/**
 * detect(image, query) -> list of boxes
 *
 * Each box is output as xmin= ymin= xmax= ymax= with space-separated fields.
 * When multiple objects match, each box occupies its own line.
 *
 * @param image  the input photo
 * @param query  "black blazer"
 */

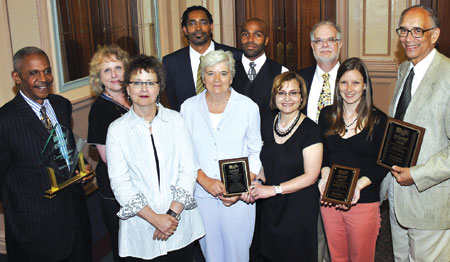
xmin=162 ymin=41 xmax=242 ymax=111
xmin=0 ymin=94 xmax=91 ymax=261
xmin=298 ymin=65 xmax=316 ymax=116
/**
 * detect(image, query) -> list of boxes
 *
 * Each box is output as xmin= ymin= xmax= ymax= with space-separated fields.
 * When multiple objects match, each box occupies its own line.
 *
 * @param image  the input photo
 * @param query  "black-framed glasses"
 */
xmin=129 ymin=81 xmax=159 ymax=88
xmin=396 ymin=27 xmax=435 ymax=38
xmin=312 ymin=37 xmax=340 ymax=45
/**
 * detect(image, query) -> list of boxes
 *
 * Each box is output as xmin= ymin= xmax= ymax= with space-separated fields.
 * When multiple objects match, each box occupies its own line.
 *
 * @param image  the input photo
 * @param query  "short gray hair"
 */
xmin=200 ymin=50 xmax=236 ymax=80
xmin=13 ymin=46 xmax=48 ymax=72
xmin=399 ymin=5 xmax=440 ymax=28
xmin=310 ymin=21 xmax=342 ymax=41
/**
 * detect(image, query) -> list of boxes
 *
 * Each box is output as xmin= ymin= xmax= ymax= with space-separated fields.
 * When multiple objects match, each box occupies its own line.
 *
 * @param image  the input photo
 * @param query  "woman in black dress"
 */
xmin=318 ymin=57 xmax=388 ymax=261
xmin=87 ymin=45 xmax=130 ymax=262
xmin=249 ymin=71 xmax=323 ymax=262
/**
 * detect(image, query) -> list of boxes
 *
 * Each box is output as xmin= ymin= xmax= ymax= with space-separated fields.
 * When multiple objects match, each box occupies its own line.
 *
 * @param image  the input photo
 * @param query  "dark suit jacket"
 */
xmin=0 ymin=94 xmax=91 ymax=261
xmin=162 ymin=41 xmax=242 ymax=111
xmin=298 ymin=65 xmax=316 ymax=116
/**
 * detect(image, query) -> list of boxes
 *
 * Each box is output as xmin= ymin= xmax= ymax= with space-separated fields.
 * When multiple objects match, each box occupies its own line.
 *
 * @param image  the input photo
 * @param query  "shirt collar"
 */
xmin=409 ymin=48 xmax=436 ymax=73
xmin=127 ymin=103 xmax=168 ymax=129
xmin=189 ymin=41 xmax=215 ymax=60
xmin=315 ymin=62 xmax=340 ymax=78
xmin=19 ymin=90 xmax=50 ymax=116
xmin=242 ymin=52 xmax=267 ymax=67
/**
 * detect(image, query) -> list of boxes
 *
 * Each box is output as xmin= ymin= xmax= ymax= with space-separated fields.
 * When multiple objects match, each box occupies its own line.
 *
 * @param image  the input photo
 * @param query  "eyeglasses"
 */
xmin=129 ymin=81 xmax=159 ymax=88
xmin=312 ymin=37 xmax=340 ymax=45
xmin=187 ymin=20 xmax=210 ymax=27
xmin=395 ymin=27 xmax=435 ymax=38
xmin=276 ymin=91 xmax=301 ymax=98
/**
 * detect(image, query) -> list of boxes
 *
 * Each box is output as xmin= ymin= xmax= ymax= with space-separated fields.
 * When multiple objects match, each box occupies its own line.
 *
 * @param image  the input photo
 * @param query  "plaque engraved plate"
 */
xmin=377 ymin=117 xmax=425 ymax=170
xmin=321 ymin=164 xmax=360 ymax=206
xmin=219 ymin=157 xmax=250 ymax=197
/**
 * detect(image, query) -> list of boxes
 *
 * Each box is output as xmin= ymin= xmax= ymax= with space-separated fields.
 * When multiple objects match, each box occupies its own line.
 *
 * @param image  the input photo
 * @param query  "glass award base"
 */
xmin=44 ymin=152 xmax=93 ymax=199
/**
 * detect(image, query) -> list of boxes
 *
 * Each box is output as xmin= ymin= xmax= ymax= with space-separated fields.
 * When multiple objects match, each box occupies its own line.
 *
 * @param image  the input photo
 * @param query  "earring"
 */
xmin=156 ymin=94 xmax=160 ymax=104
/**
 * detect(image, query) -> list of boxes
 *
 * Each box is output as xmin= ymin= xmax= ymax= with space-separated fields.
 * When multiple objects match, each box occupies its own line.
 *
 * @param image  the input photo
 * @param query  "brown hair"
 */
xmin=324 ymin=57 xmax=381 ymax=139
xmin=269 ymin=71 xmax=307 ymax=111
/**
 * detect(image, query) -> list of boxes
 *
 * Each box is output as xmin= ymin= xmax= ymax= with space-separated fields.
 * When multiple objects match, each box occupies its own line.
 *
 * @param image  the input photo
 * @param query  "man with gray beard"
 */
xmin=299 ymin=21 xmax=343 ymax=262
xmin=299 ymin=21 xmax=342 ymax=124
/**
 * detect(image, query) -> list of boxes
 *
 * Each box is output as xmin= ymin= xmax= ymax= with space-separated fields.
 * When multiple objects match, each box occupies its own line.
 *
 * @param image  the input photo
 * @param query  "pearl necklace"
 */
xmin=344 ymin=117 xmax=358 ymax=133
xmin=274 ymin=111 xmax=300 ymax=137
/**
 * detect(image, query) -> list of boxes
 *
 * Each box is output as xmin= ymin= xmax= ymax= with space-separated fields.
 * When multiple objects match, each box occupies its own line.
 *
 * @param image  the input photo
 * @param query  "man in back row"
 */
xmin=233 ymin=18 xmax=287 ymax=141
xmin=299 ymin=20 xmax=343 ymax=262
xmin=163 ymin=5 xmax=241 ymax=111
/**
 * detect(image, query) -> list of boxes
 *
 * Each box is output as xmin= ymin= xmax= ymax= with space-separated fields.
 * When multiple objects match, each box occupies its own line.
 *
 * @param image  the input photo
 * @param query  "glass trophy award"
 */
xmin=39 ymin=124 xmax=92 ymax=198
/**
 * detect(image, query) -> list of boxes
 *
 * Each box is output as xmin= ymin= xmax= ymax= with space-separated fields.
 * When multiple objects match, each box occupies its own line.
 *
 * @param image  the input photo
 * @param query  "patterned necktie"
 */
xmin=196 ymin=56 xmax=205 ymax=94
xmin=394 ymin=68 xmax=415 ymax=120
xmin=40 ymin=106 xmax=53 ymax=132
xmin=248 ymin=62 xmax=256 ymax=82
xmin=317 ymin=73 xmax=332 ymax=121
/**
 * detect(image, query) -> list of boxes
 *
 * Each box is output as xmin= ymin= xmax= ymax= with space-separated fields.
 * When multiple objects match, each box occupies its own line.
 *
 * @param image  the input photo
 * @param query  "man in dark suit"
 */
xmin=380 ymin=5 xmax=450 ymax=261
xmin=233 ymin=18 xmax=287 ymax=141
xmin=0 ymin=47 xmax=91 ymax=261
xmin=299 ymin=21 xmax=342 ymax=124
xmin=162 ymin=5 xmax=241 ymax=111
xmin=298 ymin=21 xmax=343 ymax=262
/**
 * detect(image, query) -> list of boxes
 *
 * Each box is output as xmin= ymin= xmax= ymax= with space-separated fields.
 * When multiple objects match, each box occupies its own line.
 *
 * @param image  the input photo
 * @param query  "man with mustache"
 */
xmin=162 ymin=5 xmax=241 ymax=111
xmin=298 ymin=20 xmax=343 ymax=262
xmin=0 ymin=47 xmax=92 ymax=261
xmin=233 ymin=18 xmax=287 ymax=141
xmin=299 ymin=21 xmax=343 ymax=124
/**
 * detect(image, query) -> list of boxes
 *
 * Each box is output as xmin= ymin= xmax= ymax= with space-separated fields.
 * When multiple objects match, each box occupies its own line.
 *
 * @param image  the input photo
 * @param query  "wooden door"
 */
xmin=236 ymin=0 xmax=336 ymax=71
xmin=421 ymin=0 xmax=450 ymax=58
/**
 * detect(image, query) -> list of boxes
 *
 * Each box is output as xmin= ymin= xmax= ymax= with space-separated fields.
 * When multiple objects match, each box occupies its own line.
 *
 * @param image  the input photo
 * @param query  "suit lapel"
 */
xmin=13 ymin=94 xmax=50 ymax=141
xmin=404 ymin=53 xmax=441 ymax=120
xmin=180 ymin=47 xmax=195 ymax=90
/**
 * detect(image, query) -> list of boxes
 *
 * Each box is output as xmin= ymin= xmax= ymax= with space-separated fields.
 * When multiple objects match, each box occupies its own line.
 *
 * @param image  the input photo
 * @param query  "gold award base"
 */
xmin=44 ymin=152 xmax=93 ymax=199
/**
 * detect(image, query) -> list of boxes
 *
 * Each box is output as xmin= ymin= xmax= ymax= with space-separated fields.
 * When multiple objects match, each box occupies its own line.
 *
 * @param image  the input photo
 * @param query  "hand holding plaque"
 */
xmin=321 ymin=164 xmax=360 ymax=207
xmin=39 ymin=124 xmax=93 ymax=198
xmin=377 ymin=117 xmax=425 ymax=170
xmin=219 ymin=157 xmax=251 ymax=197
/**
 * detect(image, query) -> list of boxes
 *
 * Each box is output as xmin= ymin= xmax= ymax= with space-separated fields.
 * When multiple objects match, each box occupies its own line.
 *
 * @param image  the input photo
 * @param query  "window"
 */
xmin=50 ymin=0 xmax=160 ymax=92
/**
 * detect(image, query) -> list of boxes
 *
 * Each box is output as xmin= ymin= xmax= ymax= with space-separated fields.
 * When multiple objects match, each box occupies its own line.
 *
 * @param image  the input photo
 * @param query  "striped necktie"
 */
xmin=40 ymin=106 xmax=53 ymax=132
xmin=317 ymin=73 xmax=331 ymax=121
xmin=196 ymin=56 xmax=205 ymax=94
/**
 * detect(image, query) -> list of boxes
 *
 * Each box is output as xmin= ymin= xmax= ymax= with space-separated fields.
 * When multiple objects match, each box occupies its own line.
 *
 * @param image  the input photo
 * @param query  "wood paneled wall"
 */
xmin=235 ymin=0 xmax=336 ymax=71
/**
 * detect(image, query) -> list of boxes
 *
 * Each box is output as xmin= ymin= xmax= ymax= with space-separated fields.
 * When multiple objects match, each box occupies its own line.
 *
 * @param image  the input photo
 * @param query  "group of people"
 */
xmin=0 ymin=4 xmax=448 ymax=262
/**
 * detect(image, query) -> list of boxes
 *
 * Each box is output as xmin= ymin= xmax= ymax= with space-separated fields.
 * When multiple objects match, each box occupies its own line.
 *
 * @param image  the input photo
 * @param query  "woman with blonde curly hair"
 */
xmin=87 ymin=45 xmax=130 ymax=262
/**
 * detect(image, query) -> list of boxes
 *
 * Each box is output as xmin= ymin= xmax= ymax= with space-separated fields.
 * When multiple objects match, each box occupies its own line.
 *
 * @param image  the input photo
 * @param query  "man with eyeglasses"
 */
xmin=162 ymin=5 xmax=241 ymax=111
xmin=298 ymin=20 xmax=342 ymax=262
xmin=233 ymin=18 xmax=287 ymax=142
xmin=380 ymin=5 xmax=450 ymax=261
xmin=299 ymin=21 xmax=342 ymax=127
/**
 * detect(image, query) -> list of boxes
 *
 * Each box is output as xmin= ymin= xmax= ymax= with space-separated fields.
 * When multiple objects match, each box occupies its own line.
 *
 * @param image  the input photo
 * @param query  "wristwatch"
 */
xmin=166 ymin=209 xmax=181 ymax=221
xmin=274 ymin=185 xmax=283 ymax=196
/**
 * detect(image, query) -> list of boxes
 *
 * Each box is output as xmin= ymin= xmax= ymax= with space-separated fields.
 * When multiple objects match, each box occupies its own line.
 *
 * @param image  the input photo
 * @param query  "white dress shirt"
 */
xmin=393 ymin=48 xmax=436 ymax=113
xmin=180 ymin=88 xmax=263 ymax=199
xmin=306 ymin=63 xmax=340 ymax=123
xmin=241 ymin=53 xmax=288 ymax=77
xmin=190 ymin=42 xmax=215 ymax=85
xmin=106 ymin=105 xmax=205 ymax=259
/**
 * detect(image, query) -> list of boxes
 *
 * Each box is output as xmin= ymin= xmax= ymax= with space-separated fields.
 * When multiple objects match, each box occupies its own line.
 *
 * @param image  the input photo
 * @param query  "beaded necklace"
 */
xmin=274 ymin=110 xmax=300 ymax=137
